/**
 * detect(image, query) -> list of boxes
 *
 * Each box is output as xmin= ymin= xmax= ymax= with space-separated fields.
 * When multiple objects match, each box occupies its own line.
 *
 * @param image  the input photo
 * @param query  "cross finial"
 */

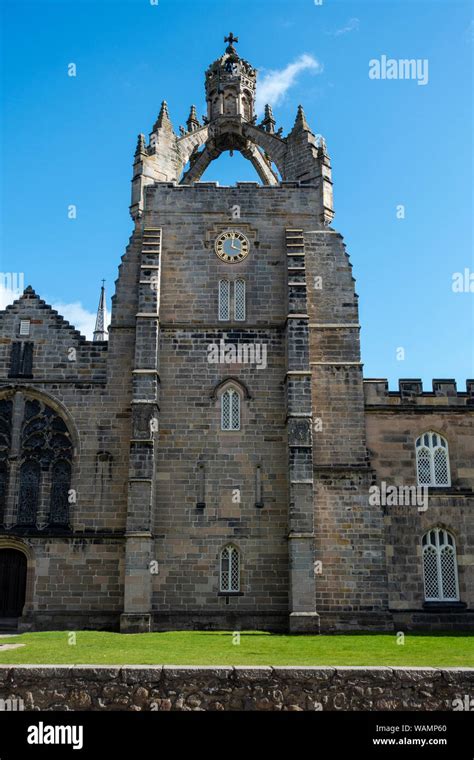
xmin=224 ymin=32 xmax=238 ymax=47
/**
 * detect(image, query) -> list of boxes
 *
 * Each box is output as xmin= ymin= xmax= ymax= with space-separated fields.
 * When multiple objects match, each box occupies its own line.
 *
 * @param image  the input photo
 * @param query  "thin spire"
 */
xmin=261 ymin=104 xmax=276 ymax=133
xmin=317 ymin=135 xmax=328 ymax=158
xmin=290 ymin=104 xmax=311 ymax=134
xmin=186 ymin=105 xmax=200 ymax=133
xmin=93 ymin=280 xmax=108 ymax=342
xmin=134 ymin=133 xmax=147 ymax=157
xmin=152 ymin=100 xmax=172 ymax=131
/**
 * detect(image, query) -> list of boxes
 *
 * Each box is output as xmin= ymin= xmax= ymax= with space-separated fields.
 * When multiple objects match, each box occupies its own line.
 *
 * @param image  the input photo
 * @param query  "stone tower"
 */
xmin=1 ymin=35 xmax=472 ymax=635
xmin=118 ymin=34 xmax=389 ymax=633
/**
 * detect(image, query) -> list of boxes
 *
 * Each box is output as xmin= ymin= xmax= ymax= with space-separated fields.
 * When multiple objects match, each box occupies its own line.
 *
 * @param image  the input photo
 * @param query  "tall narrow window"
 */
xmin=50 ymin=460 xmax=71 ymax=526
xmin=220 ymin=545 xmax=240 ymax=592
xmin=416 ymin=432 xmax=450 ymax=486
xmin=234 ymin=279 xmax=246 ymax=321
xmin=218 ymin=279 xmax=230 ymax=321
xmin=9 ymin=342 xmax=33 ymax=378
xmin=18 ymin=460 xmax=41 ymax=525
xmin=422 ymin=528 xmax=459 ymax=602
xmin=221 ymin=388 xmax=241 ymax=431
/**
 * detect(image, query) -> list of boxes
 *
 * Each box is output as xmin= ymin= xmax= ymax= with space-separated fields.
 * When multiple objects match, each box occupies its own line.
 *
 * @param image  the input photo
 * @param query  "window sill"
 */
xmin=422 ymin=601 xmax=467 ymax=611
xmin=217 ymin=592 xmax=244 ymax=597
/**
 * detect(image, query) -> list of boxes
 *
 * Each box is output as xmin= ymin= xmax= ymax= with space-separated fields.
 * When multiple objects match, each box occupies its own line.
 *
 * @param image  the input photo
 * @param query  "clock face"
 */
xmin=215 ymin=231 xmax=250 ymax=263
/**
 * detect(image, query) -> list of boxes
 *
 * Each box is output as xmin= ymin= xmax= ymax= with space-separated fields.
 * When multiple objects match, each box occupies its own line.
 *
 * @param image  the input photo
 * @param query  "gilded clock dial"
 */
xmin=215 ymin=230 xmax=250 ymax=263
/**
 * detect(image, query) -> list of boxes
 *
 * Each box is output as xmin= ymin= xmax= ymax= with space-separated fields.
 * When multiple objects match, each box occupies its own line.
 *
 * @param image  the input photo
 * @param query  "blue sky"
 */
xmin=0 ymin=0 xmax=472 ymax=389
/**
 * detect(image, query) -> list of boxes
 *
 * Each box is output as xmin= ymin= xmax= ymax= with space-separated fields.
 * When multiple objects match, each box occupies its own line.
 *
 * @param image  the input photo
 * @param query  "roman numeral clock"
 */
xmin=214 ymin=230 xmax=250 ymax=263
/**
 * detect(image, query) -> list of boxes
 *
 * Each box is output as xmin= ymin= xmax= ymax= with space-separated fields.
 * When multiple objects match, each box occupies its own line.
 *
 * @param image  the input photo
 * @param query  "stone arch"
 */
xmin=0 ymin=385 xmax=80 ymax=456
xmin=177 ymin=121 xmax=287 ymax=186
xmin=210 ymin=376 xmax=252 ymax=400
xmin=0 ymin=536 xmax=35 ymax=615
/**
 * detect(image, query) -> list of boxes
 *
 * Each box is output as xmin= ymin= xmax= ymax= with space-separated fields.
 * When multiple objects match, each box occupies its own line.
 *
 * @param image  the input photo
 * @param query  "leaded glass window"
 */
xmin=422 ymin=528 xmax=459 ymax=602
xmin=415 ymin=432 xmax=450 ymax=487
xmin=220 ymin=545 xmax=240 ymax=592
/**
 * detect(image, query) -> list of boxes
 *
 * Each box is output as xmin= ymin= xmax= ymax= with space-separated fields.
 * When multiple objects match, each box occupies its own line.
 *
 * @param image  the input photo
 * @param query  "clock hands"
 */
xmin=229 ymin=233 xmax=240 ymax=251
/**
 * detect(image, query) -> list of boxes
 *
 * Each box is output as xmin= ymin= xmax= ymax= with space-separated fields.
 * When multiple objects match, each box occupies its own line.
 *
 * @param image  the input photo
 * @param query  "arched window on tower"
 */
xmin=415 ymin=432 xmax=450 ymax=487
xmin=220 ymin=544 xmax=240 ymax=592
xmin=422 ymin=528 xmax=459 ymax=602
xmin=221 ymin=386 xmax=241 ymax=431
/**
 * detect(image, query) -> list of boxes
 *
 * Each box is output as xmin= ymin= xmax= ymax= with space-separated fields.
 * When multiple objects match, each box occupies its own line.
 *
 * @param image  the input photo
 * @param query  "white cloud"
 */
xmin=51 ymin=301 xmax=97 ymax=340
xmin=330 ymin=18 xmax=360 ymax=37
xmin=0 ymin=280 xmax=24 ymax=310
xmin=255 ymin=54 xmax=323 ymax=114
xmin=0 ymin=283 xmax=97 ymax=340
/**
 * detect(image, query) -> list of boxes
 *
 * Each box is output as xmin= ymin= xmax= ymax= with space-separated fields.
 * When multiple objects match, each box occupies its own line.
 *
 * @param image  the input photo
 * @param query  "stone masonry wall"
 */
xmin=146 ymin=183 xmax=322 ymax=629
xmin=364 ymin=379 xmax=474 ymax=628
xmin=0 ymin=665 xmax=472 ymax=711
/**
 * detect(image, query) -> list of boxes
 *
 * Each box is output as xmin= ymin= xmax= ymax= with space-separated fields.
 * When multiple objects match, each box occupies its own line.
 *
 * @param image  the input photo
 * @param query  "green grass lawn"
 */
xmin=0 ymin=630 xmax=472 ymax=667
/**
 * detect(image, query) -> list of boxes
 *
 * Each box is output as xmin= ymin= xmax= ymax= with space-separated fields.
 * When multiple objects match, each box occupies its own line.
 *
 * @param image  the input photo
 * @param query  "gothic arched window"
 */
xmin=221 ymin=387 xmax=241 ymax=431
xmin=0 ymin=393 xmax=74 ymax=529
xmin=416 ymin=432 xmax=450 ymax=487
xmin=422 ymin=528 xmax=459 ymax=602
xmin=220 ymin=545 xmax=240 ymax=592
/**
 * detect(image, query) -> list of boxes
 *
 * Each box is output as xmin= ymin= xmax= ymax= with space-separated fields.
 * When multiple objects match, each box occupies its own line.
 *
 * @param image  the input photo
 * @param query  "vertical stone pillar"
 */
xmin=305 ymin=229 xmax=389 ymax=630
xmin=120 ymin=227 xmax=161 ymax=633
xmin=285 ymin=228 xmax=319 ymax=633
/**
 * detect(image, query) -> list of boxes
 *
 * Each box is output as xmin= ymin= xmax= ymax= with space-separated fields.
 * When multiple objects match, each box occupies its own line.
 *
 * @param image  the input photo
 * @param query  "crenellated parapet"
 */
xmin=364 ymin=378 xmax=474 ymax=408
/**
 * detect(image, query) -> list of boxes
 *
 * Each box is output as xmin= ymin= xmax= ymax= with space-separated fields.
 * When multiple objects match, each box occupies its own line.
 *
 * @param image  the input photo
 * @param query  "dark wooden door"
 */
xmin=0 ymin=550 xmax=27 ymax=617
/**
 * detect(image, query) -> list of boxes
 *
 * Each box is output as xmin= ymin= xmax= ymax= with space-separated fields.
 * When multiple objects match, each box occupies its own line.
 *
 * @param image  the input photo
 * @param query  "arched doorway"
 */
xmin=0 ymin=549 xmax=27 ymax=617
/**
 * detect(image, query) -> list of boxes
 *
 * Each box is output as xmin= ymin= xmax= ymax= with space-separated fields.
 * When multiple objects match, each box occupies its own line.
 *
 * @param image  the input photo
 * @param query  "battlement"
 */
xmin=364 ymin=378 xmax=474 ymax=408
xmin=145 ymin=180 xmax=319 ymax=190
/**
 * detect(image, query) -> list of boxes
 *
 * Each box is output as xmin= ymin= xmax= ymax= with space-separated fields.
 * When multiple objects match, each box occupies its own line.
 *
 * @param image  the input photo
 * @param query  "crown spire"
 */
xmin=93 ymin=280 xmax=108 ymax=342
